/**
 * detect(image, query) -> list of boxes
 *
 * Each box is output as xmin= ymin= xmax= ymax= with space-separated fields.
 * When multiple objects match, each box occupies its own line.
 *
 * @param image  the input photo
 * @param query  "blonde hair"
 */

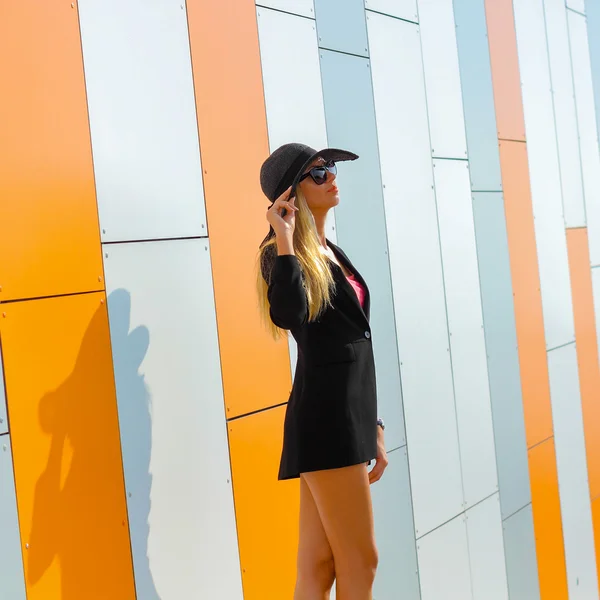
xmin=256 ymin=186 xmax=336 ymax=339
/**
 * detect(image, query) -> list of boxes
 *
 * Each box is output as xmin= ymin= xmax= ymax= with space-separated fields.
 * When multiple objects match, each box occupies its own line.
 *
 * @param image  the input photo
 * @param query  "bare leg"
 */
xmin=302 ymin=464 xmax=378 ymax=600
xmin=294 ymin=475 xmax=336 ymax=599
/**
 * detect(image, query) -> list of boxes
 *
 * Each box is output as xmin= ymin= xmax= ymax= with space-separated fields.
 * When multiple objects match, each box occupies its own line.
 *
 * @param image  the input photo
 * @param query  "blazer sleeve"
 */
xmin=261 ymin=246 xmax=308 ymax=330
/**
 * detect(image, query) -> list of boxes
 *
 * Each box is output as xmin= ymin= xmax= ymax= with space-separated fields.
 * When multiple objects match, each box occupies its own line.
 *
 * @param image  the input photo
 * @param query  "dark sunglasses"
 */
xmin=298 ymin=160 xmax=337 ymax=185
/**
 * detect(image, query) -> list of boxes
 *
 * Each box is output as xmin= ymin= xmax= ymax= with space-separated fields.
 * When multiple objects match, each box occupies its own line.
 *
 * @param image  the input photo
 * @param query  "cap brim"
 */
xmin=290 ymin=148 xmax=359 ymax=195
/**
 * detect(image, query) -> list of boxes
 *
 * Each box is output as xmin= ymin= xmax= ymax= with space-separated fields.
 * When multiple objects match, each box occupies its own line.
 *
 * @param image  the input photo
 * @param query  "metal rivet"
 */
xmin=0 ymin=418 xmax=3 ymax=423
xmin=2 ymin=313 xmax=6 ymax=318
xmin=71 ymin=2 xmax=74 ymax=7
xmin=105 ymin=253 xmax=108 ymax=258
xmin=102 ymin=229 xmax=106 ymax=234
xmin=100 ymin=299 xmax=104 ymax=304
xmin=98 ymin=276 xmax=102 ymax=282
xmin=25 ymin=543 xmax=29 ymax=549
xmin=128 ymin=492 xmax=132 ymax=498
xmin=2 ymin=445 xmax=7 ymax=451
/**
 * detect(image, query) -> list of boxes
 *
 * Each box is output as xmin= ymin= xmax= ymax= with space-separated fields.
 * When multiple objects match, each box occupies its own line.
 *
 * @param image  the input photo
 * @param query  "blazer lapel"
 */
xmin=327 ymin=240 xmax=371 ymax=323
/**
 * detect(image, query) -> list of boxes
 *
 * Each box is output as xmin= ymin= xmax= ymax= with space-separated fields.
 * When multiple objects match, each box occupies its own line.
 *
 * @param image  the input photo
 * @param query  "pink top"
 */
xmin=346 ymin=272 xmax=366 ymax=308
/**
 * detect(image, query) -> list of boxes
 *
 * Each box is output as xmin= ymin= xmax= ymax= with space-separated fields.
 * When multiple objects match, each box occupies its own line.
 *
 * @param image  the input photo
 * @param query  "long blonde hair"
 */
xmin=256 ymin=186 xmax=336 ymax=339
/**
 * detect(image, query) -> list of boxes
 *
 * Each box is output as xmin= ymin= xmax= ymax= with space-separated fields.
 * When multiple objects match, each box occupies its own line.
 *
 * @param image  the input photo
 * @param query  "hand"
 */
xmin=266 ymin=186 xmax=298 ymax=238
xmin=368 ymin=426 xmax=388 ymax=484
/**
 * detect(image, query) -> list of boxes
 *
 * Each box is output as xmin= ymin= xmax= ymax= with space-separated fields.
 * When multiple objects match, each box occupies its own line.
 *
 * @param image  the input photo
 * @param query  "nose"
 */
xmin=327 ymin=169 xmax=336 ymax=183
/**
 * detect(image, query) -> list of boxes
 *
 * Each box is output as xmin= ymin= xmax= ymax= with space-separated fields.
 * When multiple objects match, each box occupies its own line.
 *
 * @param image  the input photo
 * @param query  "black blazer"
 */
xmin=262 ymin=240 xmax=378 ymax=480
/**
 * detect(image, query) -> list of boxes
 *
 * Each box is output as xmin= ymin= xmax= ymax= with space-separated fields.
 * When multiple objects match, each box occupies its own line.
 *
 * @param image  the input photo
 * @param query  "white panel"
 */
xmin=594 ymin=267 xmax=600 ymax=367
xmin=371 ymin=448 xmax=421 ymax=600
xmin=257 ymin=7 xmax=336 ymax=245
xmin=256 ymin=0 xmax=314 ymax=18
xmin=569 ymin=11 xmax=600 ymax=266
xmin=417 ymin=0 xmax=468 ymax=158
xmin=365 ymin=0 xmax=418 ymax=22
xmin=544 ymin=0 xmax=586 ymax=227
xmin=368 ymin=11 xmax=463 ymax=536
xmin=434 ymin=160 xmax=498 ymax=506
xmin=417 ymin=514 xmax=472 ymax=600
xmin=78 ymin=0 xmax=206 ymax=243
xmin=0 ymin=438 xmax=26 ymax=600
xmin=466 ymin=494 xmax=509 ymax=600
xmin=548 ymin=343 xmax=598 ymax=598
xmin=567 ymin=0 xmax=586 ymax=13
xmin=104 ymin=239 xmax=243 ymax=600
xmin=513 ymin=0 xmax=576 ymax=351
xmin=0 ymin=347 xmax=7 ymax=435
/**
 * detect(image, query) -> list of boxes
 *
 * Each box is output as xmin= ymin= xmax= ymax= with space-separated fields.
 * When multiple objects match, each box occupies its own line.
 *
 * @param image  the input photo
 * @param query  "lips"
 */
xmin=328 ymin=185 xmax=339 ymax=194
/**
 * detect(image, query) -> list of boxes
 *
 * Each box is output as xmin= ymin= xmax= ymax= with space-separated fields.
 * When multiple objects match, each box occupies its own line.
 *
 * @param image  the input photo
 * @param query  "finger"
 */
xmin=372 ymin=455 xmax=389 ymax=483
xmin=275 ymin=185 xmax=293 ymax=203
xmin=368 ymin=461 xmax=384 ymax=484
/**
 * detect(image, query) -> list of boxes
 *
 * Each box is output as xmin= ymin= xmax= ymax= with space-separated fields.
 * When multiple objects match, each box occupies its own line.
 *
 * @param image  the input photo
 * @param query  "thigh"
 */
xmin=301 ymin=464 xmax=376 ymax=569
xmin=297 ymin=474 xmax=334 ymax=566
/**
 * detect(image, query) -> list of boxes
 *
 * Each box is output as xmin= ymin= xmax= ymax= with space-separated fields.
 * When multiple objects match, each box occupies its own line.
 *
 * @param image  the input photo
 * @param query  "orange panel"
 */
xmin=499 ymin=141 xmax=553 ymax=448
xmin=0 ymin=293 xmax=135 ymax=599
xmin=186 ymin=0 xmax=292 ymax=418
xmin=228 ymin=406 xmax=300 ymax=599
xmin=529 ymin=438 xmax=569 ymax=600
xmin=592 ymin=498 xmax=600 ymax=596
xmin=0 ymin=1 xmax=103 ymax=301
xmin=484 ymin=0 xmax=526 ymax=141
xmin=567 ymin=228 xmax=600 ymax=499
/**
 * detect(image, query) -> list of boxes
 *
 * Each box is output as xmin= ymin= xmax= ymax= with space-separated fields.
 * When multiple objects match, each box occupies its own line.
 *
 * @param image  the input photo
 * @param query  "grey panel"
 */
xmin=0 ymin=437 xmax=26 ymax=600
xmin=371 ymin=447 xmax=421 ymax=600
xmin=503 ymin=505 xmax=541 ymax=600
xmin=0 ymin=345 xmax=7 ymax=435
xmin=472 ymin=193 xmax=531 ymax=519
xmin=453 ymin=0 xmax=503 ymax=192
xmin=315 ymin=0 xmax=368 ymax=57
xmin=588 ymin=0 xmax=600 ymax=151
xmin=320 ymin=49 xmax=406 ymax=450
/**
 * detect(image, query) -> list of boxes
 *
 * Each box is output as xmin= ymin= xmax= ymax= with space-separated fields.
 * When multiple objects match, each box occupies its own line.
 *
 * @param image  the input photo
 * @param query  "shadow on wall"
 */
xmin=108 ymin=288 xmax=160 ymax=600
xmin=27 ymin=289 xmax=159 ymax=599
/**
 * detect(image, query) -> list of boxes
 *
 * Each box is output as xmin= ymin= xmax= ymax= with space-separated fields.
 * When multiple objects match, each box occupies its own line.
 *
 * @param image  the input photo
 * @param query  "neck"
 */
xmin=312 ymin=210 xmax=328 ymax=248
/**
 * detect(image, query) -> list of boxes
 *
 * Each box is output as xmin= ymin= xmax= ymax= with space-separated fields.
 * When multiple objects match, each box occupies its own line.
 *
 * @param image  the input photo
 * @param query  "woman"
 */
xmin=256 ymin=142 xmax=388 ymax=600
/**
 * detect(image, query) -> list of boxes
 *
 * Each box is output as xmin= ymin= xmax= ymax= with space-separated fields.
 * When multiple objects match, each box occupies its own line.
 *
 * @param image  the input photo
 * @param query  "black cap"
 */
xmin=260 ymin=142 xmax=358 ymax=204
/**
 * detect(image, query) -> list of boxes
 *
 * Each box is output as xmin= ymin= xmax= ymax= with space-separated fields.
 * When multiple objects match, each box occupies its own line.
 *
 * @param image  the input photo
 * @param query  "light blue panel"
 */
xmin=588 ymin=0 xmax=600 ymax=153
xmin=78 ymin=0 xmax=206 ymax=243
xmin=0 ymin=437 xmax=27 ymax=600
xmin=453 ymin=0 xmax=503 ymax=192
xmin=0 ymin=346 xmax=7 ymax=435
xmin=319 ymin=49 xmax=406 ymax=451
xmin=104 ymin=239 xmax=242 ymax=600
xmin=371 ymin=447 xmax=421 ymax=600
xmin=315 ymin=0 xmax=368 ymax=57
xmin=472 ymin=193 xmax=531 ymax=519
xmin=503 ymin=505 xmax=541 ymax=600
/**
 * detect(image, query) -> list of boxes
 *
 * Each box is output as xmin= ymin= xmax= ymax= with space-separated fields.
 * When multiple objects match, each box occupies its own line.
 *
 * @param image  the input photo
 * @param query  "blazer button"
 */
xmin=365 ymin=331 xmax=371 ymax=339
